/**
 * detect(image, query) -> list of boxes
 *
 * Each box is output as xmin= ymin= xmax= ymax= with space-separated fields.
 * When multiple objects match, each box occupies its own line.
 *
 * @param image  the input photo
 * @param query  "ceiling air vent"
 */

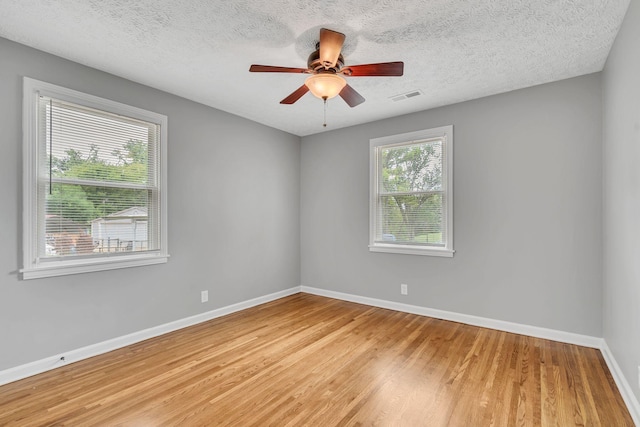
xmin=390 ymin=90 xmax=423 ymax=102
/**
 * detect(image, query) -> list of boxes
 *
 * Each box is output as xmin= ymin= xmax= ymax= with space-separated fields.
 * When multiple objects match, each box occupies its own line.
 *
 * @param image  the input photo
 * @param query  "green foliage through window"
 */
xmin=378 ymin=140 xmax=444 ymax=246
xmin=47 ymin=141 xmax=149 ymax=223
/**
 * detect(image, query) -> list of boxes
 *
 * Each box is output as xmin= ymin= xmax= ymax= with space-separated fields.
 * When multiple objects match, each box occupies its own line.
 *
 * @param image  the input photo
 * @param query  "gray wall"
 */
xmin=603 ymin=0 xmax=640 ymax=404
xmin=301 ymin=74 xmax=603 ymax=336
xmin=0 ymin=38 xmax=301 ymax=370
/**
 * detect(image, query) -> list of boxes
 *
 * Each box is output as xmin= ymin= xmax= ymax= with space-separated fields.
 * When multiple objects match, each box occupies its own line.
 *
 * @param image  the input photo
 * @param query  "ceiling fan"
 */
xmin=249 ymin=28 xmax=404 ymax=108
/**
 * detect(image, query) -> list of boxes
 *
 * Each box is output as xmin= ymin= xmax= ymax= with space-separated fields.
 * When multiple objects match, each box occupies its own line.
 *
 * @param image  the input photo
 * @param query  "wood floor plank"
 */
xmin=0 ymin=293 xmax=633 ymax=426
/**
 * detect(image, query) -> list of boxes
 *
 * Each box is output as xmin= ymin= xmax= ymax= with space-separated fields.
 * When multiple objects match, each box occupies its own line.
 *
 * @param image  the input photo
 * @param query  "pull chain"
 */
xmin=323 ymin=97 xmax=327 ymax=127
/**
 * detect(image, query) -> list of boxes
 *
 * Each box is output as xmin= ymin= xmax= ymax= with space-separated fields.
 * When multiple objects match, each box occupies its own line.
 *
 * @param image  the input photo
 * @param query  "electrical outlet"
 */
xmin=400 ymin=283 xmax=408 ymax=295
xmin=201 ymin=290 xmax=209 ymax=303
xmin=637 ymin=365 xmax=640 ymax=389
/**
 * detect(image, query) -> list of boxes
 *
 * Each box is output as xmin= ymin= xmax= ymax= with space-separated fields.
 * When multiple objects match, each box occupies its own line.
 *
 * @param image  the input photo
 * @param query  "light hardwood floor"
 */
xmin=0 ymin=293 xmax=633 ymax=426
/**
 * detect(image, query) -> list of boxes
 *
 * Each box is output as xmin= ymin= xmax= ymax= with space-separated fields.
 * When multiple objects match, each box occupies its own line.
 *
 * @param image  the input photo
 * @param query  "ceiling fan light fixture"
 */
xmin=305 ymin=73 xmax=346 ymax=100
xmin=249 ymin=28 xmax=403 ymax=108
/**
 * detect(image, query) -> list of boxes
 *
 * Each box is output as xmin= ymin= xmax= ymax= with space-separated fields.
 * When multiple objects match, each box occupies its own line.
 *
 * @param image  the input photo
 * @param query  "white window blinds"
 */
xmin=39 ymin=96 xmax=161 ymax=258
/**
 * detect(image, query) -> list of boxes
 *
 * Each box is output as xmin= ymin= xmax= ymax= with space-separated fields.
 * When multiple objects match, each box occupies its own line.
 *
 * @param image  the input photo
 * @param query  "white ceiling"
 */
xmin=0 ymin=0 xmax=630 ymax=136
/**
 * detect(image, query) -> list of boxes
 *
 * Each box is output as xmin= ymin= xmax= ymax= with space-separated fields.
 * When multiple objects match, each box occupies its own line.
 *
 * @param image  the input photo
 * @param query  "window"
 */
xmin=369 ymin=126 xmax=454 ymax=257
xmin=22 ymin=78 xmax=168 ymax=279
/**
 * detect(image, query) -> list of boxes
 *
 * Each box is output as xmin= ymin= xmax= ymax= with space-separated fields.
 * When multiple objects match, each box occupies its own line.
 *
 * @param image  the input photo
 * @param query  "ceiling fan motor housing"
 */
xmin=308 ymin=47 xmax=344 ymax=73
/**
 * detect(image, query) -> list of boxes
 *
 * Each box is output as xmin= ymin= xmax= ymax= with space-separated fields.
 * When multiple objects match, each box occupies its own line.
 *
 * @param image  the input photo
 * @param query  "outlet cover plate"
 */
xmin=201 ymin=290 xmax=209 ymax=303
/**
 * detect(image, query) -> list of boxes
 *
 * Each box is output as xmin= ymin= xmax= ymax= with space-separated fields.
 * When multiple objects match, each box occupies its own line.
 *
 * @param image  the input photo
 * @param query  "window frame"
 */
xmin=21 ymin=77 xmax=169 ymax=279
xmin=369 ymin=125 xmax=454 ymax=257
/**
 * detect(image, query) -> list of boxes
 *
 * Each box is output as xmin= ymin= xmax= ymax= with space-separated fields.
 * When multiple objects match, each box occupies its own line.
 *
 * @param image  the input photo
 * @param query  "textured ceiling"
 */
xmin=0 ymin=0 xmax=630 ymax=136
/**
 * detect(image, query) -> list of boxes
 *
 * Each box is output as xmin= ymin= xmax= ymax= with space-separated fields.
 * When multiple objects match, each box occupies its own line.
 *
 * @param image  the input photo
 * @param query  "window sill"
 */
xmin=369 ymin=244 xmax=454 ymax=257
xmin=21 ymin=253 xmax=169 ymax=280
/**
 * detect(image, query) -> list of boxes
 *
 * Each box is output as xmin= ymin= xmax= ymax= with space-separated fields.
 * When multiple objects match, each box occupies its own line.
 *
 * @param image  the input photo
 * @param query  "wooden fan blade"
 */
xmin=319 ymin=28 xmax=345 ymax=69
xmin=280 ymin=85 xmax=310 ymax=104
xmin=340 ymin=61 xmax=404 ymax=77
xmin=339 ymin=84 xmax=365 ymax=107
xmin=250 ymin=65 xmax=310 ymax=73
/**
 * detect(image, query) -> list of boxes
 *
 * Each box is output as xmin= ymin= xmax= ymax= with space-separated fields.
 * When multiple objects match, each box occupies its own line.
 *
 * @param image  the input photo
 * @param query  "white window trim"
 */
xmin=21 ymin=77 xmax=169 ymax=279
xmin=369 ymin=126 xmax=454 ymax=257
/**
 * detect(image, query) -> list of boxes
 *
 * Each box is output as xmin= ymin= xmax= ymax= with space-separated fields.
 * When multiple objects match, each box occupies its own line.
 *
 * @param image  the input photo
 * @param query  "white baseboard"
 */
xmin=301 ymin=286 xmax=602 ymax=348
xmin=0 ymin=287 xmax=300 ymax=387
xmin=600 ymin=341 xmax=640 ymax=426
